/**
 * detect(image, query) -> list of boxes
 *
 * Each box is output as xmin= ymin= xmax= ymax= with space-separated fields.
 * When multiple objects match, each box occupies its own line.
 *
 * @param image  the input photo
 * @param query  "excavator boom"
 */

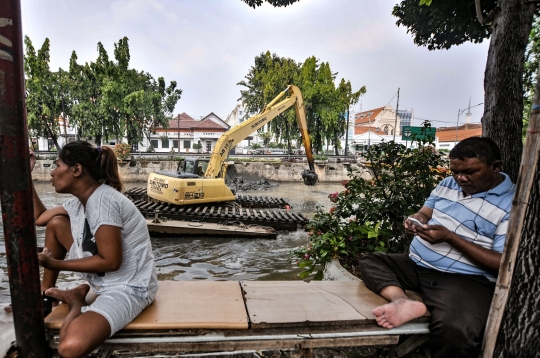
xmin=205 ymin=85 xmax=316 ymax=181
xmin=147 ymin=85 xmax=318 ymax=205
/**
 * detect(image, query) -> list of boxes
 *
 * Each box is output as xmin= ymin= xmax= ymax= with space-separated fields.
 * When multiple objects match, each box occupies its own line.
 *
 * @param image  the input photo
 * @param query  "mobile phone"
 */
xmin=407 ymin=217 xmax=424 ymax=227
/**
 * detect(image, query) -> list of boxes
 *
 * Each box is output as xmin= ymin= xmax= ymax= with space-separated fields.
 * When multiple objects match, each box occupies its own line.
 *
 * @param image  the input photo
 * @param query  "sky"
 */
xmin=20 ymin=0 xmax=490 ymax=128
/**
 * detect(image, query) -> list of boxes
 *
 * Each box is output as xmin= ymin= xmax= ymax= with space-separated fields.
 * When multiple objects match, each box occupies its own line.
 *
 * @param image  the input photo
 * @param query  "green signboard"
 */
xmin=401 ymin=126 xmax=436 ymax=141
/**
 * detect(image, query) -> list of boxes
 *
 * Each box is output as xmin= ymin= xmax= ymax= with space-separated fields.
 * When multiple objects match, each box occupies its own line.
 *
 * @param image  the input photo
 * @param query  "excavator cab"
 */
xmin=177 ymin=158 xmax=210 ymax=177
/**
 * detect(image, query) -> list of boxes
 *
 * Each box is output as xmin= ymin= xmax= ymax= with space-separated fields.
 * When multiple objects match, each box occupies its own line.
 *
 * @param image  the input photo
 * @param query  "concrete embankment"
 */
xmin=31 ymin=160 xmax=372 ymax=182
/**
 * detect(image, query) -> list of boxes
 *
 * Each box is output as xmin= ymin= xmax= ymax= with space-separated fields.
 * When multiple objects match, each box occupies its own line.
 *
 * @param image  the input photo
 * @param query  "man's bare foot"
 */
xmin=44 ymin=284 xmax=90 ymax=308
xmin=372 ymin=298 xmax=426 ymax=329
xmin=3 ymin=304 xmax=12 ymax=313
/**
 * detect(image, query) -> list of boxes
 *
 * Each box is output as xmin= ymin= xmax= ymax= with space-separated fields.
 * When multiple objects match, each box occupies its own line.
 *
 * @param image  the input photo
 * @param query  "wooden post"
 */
xmin=481 ymin=63 xmax=540 ymax=357
xmin=0 ymin=0 xmax=49 ymax=356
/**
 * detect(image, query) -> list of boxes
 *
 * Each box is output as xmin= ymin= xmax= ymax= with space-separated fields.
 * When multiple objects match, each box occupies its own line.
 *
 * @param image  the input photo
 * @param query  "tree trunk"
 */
xmin=482 ymin=0 xmax=535 ymax=182
xmin=493 ymin=165 xmax=540 ymax=355
xmin=488 ymin=63 xmax=540 ymax=358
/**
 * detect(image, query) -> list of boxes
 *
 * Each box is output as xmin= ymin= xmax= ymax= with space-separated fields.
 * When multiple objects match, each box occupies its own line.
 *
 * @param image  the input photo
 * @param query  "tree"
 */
xmin=392 ymin=0 xmax=537 ymax=182
xmin=483 ymin=65 xmax=540 ymax=358
xmin=258 ymin=130 xmax=272 ymax=149
xmin=238 ymin=52 xmax=365 ymax=155
xmin=238 ymin=52 xmax=300 ymax=151
xmin=241 ymin=0 xmax=300 ymax=8
xmin=193 ymin=141 xmax=203 ymax=153
xmin=31 ymin=37 xmax=168 ymax=148
xmin=24 ymin=37 xmax=64 ymax=150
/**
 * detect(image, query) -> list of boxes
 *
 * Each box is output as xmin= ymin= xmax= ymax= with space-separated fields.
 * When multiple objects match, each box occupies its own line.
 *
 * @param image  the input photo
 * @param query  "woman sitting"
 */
xmin=31 ymin=141 xmax=158 ymax=358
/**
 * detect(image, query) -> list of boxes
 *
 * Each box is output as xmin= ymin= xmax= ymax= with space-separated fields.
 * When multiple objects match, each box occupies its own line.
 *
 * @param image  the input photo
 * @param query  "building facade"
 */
xmin=354 ymin=105 xmax=402 ymax=137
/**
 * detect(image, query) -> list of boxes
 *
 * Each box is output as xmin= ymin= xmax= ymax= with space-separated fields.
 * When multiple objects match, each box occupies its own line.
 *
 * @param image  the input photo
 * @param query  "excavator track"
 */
xmin=125 ymin=187 xmax=309 ymax=231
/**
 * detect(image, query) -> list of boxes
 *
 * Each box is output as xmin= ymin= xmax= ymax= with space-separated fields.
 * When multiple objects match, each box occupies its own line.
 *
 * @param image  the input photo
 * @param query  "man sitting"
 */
xmin=358 ymin=137 xmax=515 ymax=358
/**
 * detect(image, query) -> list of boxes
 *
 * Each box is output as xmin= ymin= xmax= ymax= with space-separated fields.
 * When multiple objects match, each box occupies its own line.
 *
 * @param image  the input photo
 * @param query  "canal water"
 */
xmin=0 ymin=181 xmax=344 ymax=304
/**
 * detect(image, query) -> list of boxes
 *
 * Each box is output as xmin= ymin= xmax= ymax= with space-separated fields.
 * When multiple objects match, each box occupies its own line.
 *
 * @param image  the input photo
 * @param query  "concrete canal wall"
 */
xmin=31 ymin=160 xmax=372 ymax=182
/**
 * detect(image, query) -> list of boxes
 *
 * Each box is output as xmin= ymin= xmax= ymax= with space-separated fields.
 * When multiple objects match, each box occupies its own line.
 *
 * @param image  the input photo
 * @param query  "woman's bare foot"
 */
xmin=372 ymin=298 xmax=427 ymax=329
xmin=45 ymin=284 xmax=90 ymax=308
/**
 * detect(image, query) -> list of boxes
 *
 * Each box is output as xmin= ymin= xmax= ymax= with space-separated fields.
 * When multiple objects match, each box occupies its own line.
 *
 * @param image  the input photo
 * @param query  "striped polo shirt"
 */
xmin=409 ymin=173 xmax=515 ymax=281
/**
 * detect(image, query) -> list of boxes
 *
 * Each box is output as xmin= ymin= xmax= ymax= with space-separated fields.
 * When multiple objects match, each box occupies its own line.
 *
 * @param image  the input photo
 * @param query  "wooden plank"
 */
xmin=91 ymin=335 xmax=399 ymax=353
xmin=146 ymin=220 xmax=277 ymax=239
xmin=45 ymin=281 xmax=249 ymax=331
xmin=394 ymin=334 xmax=430 ymax=357
xmin=241 ymin=281 xmax=369 ymax=329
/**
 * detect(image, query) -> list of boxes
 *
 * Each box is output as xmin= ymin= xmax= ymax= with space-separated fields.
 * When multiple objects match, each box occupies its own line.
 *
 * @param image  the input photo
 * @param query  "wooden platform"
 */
xmin=44 ymin=280 xmax=430 ymax=356
xmin=146 ymin=219 xmax=278 ymax=239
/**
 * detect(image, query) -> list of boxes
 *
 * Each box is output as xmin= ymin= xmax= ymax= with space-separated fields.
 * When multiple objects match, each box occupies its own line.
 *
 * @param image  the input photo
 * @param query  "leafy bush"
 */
xmin=293 ymin=122 xmax=449 ymax=279
xmin=114 ymin=143 xmax=132 ymax=160
xmin=314 ymin=154 xmax=328 ymax=161
xmin=250 ymin=143 xmax=262 ymax=150
xmin=193 ymin=142 xmax=203 ymax=152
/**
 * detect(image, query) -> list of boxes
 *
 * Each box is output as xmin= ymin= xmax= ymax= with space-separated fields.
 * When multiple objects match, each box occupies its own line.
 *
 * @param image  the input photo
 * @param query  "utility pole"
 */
xmin=393 ymin=88 xmax=400 ymax=141
xmin=344 ymin=107 xmax=350 ymax=156
xmin=177 ymin=114 xmax=180 ymax=153
xmin=0 ymin=0 xmax=49 ymax=356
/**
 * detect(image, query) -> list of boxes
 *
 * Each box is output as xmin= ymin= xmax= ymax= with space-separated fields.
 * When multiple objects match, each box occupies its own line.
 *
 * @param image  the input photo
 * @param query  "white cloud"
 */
xmin=20 ymin=0 xmax=490 ymax=124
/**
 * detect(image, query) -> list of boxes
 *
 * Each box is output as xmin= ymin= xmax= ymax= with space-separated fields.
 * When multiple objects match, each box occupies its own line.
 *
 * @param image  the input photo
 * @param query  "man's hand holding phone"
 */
xmin=404 ymin=216 xmax=426 ymax=234
xmin=407 ymin=217 xmax=424 ymax=227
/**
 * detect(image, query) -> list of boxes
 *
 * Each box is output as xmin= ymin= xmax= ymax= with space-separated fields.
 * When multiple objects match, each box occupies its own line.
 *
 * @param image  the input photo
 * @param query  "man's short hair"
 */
xmin=449 ymin=136 xmax=501 ymax=165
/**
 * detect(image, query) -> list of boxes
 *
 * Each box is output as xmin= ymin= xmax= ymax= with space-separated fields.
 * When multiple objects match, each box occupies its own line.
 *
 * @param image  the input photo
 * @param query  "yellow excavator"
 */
xmin=147 ymin=85 xmax=318 ymax=206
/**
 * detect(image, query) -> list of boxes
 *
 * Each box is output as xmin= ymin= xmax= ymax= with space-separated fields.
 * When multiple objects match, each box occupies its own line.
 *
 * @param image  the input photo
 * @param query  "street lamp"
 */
xmin=454 ymin=102 xmax=483 ymax=146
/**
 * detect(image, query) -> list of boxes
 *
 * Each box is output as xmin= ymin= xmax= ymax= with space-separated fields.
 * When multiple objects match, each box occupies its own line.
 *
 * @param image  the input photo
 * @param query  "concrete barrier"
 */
xmin=31 ymin=160 xmax=372 ymax=183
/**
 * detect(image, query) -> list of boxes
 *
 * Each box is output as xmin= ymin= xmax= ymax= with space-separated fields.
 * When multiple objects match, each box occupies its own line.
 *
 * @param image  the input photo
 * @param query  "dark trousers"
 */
xmin=358 ymin=253 xmax=495 ymax=358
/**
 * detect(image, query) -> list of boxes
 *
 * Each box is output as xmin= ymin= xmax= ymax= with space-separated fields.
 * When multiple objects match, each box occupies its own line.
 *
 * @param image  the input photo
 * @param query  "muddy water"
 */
xmin=0 ymin=181 xmax=344 ymax=303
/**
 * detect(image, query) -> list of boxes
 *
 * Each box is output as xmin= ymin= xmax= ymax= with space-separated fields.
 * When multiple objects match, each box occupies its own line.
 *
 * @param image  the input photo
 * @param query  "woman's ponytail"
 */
xmin=98 ymin=146 xmax=124 ymax=192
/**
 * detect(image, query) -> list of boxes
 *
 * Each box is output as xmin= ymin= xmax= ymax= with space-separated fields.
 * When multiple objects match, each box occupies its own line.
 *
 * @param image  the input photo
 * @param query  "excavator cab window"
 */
xmin=198 ymin=160 xmax=209 ymax=175
xmin=184 ymin=159 xmax=195 ymax=174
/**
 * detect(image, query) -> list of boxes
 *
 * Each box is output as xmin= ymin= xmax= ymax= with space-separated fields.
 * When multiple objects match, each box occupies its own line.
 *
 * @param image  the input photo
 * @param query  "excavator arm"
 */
xmin=205 ymin=85 xmax=318 ymax=185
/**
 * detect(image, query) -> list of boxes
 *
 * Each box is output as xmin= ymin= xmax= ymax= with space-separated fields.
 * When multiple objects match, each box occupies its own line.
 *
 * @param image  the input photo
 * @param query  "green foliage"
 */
xmin=24 ymin=36 xmax=181 ymax=147
xmin=24 ymin=37 xmax=66 ymax=150
xmin=250 ymin=143 xmax=262 ymax=150
xmin=193 ymin=142 xmax=203 ymax=153
xmin=241 ymin=0 xmax=300 ymax=8
xmin=238 ymin=52 xmax=365 ymax=155
xmin=114 ymin=142 xmax=132 ymax=160
xmin=392 ymin=0 xmax=495 ymax=50
xmin=258 ymin=131 xmax=273 ymax=148
xmin=314 ymin=154 xmax=328 ymax=161
xmin=293 ymin=122 xmax=449 ymax=279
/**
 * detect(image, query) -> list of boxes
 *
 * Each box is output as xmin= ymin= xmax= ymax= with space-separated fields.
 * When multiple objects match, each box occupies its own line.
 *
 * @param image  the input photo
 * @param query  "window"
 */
xmin=173 ymin=139 xmax=179 ymax=149
xmin=383 ymin=125 xmax=389 ymax=134
xmin=162 ymin=139 xmax=169 ymax=148
xmin=239 ymin=110 xmax=243 ymax=116
xmin=109 ymin=141 xmax=115 ymax=145
xmin=206 ymin=141 xmax=212 ymax=152
xmin=150 ymin=139 xmax=158 ymax=148
xmin=183 ymin=140 xmax=191 ymax=149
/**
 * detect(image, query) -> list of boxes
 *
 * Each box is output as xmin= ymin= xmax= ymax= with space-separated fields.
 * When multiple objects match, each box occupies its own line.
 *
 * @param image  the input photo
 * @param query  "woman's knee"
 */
xmin=57 ymin=336 xmax=90 ymax=358
xmin=45 ymin=215 xmax=72 ymax=246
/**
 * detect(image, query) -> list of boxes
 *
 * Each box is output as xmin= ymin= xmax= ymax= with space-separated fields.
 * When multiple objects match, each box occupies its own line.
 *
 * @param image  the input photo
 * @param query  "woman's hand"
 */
xmin=29 ymin=149 xmax=37 ymax=172
xmin=38 ymin=247 xmax=55 ymax=269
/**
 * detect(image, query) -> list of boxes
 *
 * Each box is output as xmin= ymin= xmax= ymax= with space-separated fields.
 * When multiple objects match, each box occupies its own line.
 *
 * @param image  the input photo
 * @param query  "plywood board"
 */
xmin=242 ymin=281 xmax=429 ymax=329
xmin=147 ymin=220 xmax=277 ymax=239
xmin=241 ymin=281 xmax=370 ymax=329
xmin=45 ymin=281 xmax=248 ymax=331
